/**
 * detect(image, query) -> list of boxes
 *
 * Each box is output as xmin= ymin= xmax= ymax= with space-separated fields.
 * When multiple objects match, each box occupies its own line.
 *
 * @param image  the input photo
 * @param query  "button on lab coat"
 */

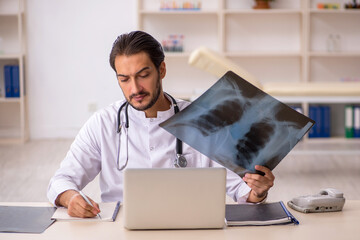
xmin=47 ymin=99 xmax=251 ymax=205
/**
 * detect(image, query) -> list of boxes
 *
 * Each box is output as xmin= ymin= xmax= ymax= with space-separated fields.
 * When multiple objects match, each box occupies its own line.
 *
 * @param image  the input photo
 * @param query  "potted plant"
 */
xmin=253 ymin=0 xmax=274 ymax=9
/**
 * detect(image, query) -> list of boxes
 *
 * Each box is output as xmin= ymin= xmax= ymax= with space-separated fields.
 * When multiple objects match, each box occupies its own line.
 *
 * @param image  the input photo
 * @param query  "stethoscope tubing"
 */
xmin=116 ymin=93 xmax=185 ymax=170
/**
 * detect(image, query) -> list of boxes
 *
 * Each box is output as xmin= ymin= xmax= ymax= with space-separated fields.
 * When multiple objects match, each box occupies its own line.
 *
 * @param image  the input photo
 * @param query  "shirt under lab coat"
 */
xmin=47 ymin=98 xmax=251 ymax=205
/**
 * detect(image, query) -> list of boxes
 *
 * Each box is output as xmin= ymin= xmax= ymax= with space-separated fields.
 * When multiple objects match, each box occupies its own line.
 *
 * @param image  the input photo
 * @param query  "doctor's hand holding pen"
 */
xmin=55 ymin=189 xmax=101 ymax=218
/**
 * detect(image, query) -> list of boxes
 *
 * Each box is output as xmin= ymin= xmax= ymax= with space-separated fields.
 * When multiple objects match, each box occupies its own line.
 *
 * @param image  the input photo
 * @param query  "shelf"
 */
xmin=309 ymin=52 xmax=360 ymax=57
xmin=0 ymin=53 xmax=23 ymax=60
xmin=292 ymin=138 xmax=360 ymax=155
xmin=225 ymin=51 xmax=301 ymax=57
xmin=165 ymin=52 xmax=190 ymax=58
xmin=275 ymin=96 xmax=360 ymax=104
xmin=310 ymin=9 xmax=360 ymax=14
xmin=0 ymin=13 xmax=18 ymax=17
xmin=224 ymin=9 xmax=302 ymax=15
xmin=140 ymin=10 xmax=218 ymax=15
xmin=0 ymin=98 xmax=21 ymax=103
xmin=0 ymin=0 xmax=26 ymax=144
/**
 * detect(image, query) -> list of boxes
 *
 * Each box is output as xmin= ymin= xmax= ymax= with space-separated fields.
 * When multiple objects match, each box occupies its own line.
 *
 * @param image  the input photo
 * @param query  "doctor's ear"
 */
xmin=159 ymin=61 xmax=166 ymax=79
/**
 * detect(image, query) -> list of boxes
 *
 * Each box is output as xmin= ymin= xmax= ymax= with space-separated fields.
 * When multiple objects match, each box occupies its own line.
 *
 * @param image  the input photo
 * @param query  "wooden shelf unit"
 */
xmin=137 ymin=0 xmax=360 ymax=143
xmin=0 ymin=0 xmax=27 ymax=144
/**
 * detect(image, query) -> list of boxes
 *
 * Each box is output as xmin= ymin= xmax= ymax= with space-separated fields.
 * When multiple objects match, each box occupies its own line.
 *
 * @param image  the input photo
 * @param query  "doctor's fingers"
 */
xmin=243 ymin=174 xmax=273 ymax=191
xmin=68 ymin=194 xmax=98 ymax=218
xmin=255 ymin=165 xmax=275 ymax=182
xmin=68 ymin=204 xmax=97 ymax=218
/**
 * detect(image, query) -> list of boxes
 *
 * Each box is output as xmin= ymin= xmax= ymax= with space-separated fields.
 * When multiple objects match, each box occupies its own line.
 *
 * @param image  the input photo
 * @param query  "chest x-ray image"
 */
xmin=160 ymin=71 xmax=315 ymax=177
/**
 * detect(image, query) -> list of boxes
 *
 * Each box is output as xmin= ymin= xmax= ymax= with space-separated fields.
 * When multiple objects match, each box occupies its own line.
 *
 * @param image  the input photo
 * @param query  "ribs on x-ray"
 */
xmin=160 ymin=71 xmax=315 ymax=177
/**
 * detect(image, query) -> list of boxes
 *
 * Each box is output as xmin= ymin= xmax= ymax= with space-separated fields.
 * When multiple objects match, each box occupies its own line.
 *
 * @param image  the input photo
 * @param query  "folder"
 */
xmin=345 ymin=105 xmax=354 ymax=138
xmin=0 ymin=206 xmax=56 ymax=233
xmin=11 ymin=65 xmax=20 ymax=98
xmin=4 ymin=65 xmax=12 ymax=98
xmin=321 ymin=106 xmax=331 ymax=138
xmin=354 ymin=106 xmax=360 ymax=138
xmin=226 ymin=201 xmax=299 ymax=226
xmin=308 ymin=106 xmax=318 ymax=138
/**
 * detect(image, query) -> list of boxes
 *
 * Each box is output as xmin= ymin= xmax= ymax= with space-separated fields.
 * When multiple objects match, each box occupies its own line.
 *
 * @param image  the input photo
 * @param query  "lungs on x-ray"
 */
xmin=160 ymin=71 xmax=315 ymax=177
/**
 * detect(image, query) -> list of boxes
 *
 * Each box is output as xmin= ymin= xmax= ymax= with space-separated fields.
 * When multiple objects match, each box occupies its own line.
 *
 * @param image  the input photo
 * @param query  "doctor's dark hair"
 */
xmin=109 ymin=31 xmax=165 ymax=72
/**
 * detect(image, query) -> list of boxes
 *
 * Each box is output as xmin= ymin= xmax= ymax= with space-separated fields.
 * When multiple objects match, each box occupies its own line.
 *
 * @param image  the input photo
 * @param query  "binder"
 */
xmin=321 ymin=106 xmax=331 ymax=138
xmin=354 ymin=106 xmax=360 ymax=138
xmin=226 ymin=201 xmax=299 ymax=226
xmin=11 ymin=65 xmax=20 ymax=98
xmin=344 ymin=105 xmax=354 ymax=138
xmin=308 ymin=106 xmax=318 ymax=138
xmin=4 ymin=65 xmax=12 ymax=98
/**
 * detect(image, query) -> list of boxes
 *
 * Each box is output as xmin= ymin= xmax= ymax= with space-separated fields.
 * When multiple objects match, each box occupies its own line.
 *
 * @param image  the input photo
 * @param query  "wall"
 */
xmin=26 ymin=0 xmax=137 ymax=138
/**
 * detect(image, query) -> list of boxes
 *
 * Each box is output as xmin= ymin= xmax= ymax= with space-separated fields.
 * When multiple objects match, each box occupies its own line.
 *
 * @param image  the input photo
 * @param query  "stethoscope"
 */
xmin=116 ymin=92 xmax=187 ymax=170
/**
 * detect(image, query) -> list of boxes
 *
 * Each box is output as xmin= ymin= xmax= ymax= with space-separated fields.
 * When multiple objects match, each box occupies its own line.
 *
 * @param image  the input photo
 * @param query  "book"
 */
xmin=345 ymin=105 xmax=354 ymax=138
xmin=226 ymin=201 xmax=299 ymax=226
xmin=11 ymin=65 xmax=20 ymax=98
xmin=51 ymin=201 xmax=120 ymax=222
xmin=0 ymin=206 xmax=56 ymax=233
xmin=321 ymin=106 xmax=331 ymax=138
xmin=354 ymin=106 xmax=360 ymax=138
xmin=308 ymin=106 xmax=318 ymax=138
xmin=3 ymin=65 xmax=20 ymax=98
xmin=4 ymin=65 xmax=12 ymax=98
xmin=160 ymin=71 xmax=315 ymax=177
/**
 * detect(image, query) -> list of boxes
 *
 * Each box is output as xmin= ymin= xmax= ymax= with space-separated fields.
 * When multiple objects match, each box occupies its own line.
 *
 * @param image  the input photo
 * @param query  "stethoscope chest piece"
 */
xmin=175 ymin=154 xmax=187 ymax=168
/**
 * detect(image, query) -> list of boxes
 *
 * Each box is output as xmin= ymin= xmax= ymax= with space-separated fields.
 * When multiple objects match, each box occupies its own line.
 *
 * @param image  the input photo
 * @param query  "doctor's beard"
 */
xmin=128 ymin=75 xmax=162 ymax=112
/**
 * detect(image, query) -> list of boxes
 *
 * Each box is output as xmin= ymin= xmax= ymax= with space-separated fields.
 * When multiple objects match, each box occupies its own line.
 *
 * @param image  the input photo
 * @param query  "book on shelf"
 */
xmin=354 ymin=106 xmax=360 ymax=138
xmin=226 ymin=201 xmax=299 ymax=226
xmin=345 ymin=105 xmax=360 ymax=138
xmin=3 ymin=65 xmax=20 ymax=98
xmin=308 ymin=105 xmax=331 ymax=138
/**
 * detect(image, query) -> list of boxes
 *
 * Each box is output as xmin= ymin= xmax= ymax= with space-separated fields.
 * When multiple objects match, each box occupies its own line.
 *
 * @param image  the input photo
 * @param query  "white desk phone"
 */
xmin=287 ymin=188 xmax=345 ymax=213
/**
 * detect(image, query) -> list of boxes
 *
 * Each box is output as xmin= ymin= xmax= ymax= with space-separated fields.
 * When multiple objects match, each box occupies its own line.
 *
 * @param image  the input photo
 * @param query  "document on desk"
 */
xmin=51 ymin=201 xmax=120 ymax=222
xmin=160 ymin=71 xmax=315 ymax=177
xmin=226 ymin=201 xmax=299 ymax=226
xmin=0 ymin=205 xmax=56 ymax=233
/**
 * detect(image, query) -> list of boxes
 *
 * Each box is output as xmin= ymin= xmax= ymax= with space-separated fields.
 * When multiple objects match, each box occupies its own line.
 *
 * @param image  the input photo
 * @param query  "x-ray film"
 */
xmin=160 ymin=71 xmax=315 ymax=177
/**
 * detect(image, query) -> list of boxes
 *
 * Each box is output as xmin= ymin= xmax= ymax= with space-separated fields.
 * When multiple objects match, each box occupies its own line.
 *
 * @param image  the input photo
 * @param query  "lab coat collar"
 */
xmin=127 ymin=94 xmax=176 ymax=122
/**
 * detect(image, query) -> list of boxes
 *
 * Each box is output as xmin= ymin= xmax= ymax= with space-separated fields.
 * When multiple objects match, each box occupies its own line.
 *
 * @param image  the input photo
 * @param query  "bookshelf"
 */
xmin=0 ymin=0 xmax=27 ymax=144
xmin=139 ymin=0 xmax=360 ymax=145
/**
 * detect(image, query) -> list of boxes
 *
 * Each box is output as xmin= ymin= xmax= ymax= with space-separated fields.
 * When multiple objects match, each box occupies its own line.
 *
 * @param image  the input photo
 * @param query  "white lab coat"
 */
xmin=47 ymin=98 xmax=251 ymax=205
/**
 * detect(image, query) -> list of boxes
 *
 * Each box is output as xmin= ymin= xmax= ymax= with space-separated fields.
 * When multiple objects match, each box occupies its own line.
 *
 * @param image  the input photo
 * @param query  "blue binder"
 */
xmin=12 ymin=65 xmax=20 ymax=98
xmin=321 ymin=106 xmax=331 ymax=138
xmin=308 ymin=106 xmax=318 ymax=138
xmin=354 ymin=106 xmax=360 ymax=138
xmin=4 ymin=65 xmax=13 ymax=98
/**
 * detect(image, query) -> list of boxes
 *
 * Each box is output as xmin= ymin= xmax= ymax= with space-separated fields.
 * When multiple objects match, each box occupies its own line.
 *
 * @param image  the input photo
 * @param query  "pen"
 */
xmin=79 ymin=191 xmax=101 ymax=219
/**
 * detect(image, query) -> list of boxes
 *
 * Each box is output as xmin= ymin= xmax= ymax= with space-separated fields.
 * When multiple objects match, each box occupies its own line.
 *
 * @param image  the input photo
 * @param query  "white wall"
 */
xmin=26 ymin=0 xmax=137 ymax=138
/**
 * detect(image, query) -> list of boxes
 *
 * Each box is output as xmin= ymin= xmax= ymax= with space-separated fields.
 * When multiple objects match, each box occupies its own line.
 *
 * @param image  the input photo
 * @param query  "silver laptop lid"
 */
xmin=123 ymin=168 xmax=226 ymax=230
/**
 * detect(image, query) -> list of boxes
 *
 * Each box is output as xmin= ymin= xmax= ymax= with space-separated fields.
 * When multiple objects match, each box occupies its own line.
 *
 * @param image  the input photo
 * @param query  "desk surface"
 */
xmin=1 ymin=200 xmax=359 ymax=240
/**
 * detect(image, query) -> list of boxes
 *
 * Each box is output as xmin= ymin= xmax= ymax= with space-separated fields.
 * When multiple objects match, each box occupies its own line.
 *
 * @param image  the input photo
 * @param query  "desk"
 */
xmin=1 ymin=201 xmax=359 ymax=240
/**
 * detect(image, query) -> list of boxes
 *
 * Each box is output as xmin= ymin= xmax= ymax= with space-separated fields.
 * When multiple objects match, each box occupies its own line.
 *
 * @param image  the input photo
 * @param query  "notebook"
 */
xmin=51 ymin=202 xmax=120 ymax=222
xmin=123 ymin=168 xmax=226 ymax=230
xmin=226 ymin=201 xmax=299 ymax=226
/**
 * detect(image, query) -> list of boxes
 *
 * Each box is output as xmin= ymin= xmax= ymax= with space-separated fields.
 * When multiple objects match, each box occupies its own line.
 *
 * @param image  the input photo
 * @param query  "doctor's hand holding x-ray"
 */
xmin=50 ymin=31 xmax=275 ymax=218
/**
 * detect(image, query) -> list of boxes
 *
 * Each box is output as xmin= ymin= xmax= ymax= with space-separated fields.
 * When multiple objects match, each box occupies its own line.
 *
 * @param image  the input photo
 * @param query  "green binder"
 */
xmin=345 ymin=105 xmax=354 ymax=138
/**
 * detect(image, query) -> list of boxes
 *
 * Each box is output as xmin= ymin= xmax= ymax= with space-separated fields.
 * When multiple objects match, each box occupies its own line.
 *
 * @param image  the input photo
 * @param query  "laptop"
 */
xmin=123 ymin=168 xmax=226 ymax=230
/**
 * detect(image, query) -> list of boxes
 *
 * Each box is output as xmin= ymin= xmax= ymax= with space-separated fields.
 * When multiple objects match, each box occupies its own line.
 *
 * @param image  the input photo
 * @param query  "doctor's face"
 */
xmin=115 ymin=52 xmax=165 ymax=112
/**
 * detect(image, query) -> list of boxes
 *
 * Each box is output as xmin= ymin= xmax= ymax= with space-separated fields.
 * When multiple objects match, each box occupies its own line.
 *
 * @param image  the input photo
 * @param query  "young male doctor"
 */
xmin=47 ymin=31 xmax=275 ymax=218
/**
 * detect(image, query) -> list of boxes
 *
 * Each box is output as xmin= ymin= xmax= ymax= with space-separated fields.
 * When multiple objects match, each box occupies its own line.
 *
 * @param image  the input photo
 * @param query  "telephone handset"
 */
xmin=287 ymin=188 xmax=345 ymax=213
